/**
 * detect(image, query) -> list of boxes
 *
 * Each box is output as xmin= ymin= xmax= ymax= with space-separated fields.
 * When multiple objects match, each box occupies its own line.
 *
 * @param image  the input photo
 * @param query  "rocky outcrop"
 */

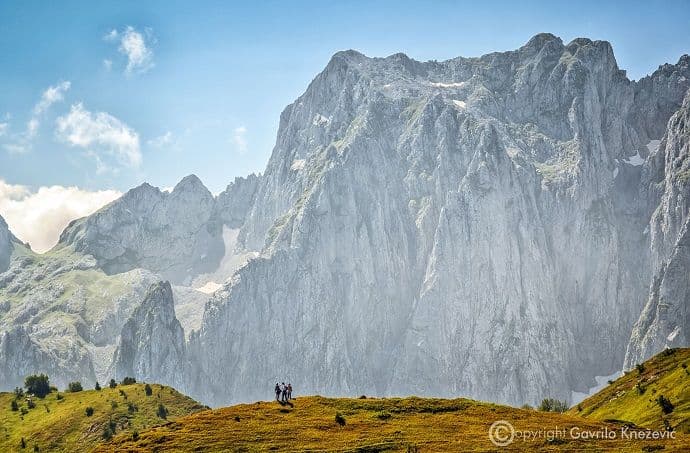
xmin=626 ymin=91 xmax=690 ymax=367
xmin=215 ymin=174 xmax=260 ymax=229
xmin=0 ymin=325 xmax=96 ymax=390
xmin=58 ymin=176 xmax=224 ymax=285
xmin=0 ymin=241 xmax=159 ymax=390
xmin=0 ymin=215 xmax=17 ymax=273
xmin=112 ymin=281 xmax=187 ymax=388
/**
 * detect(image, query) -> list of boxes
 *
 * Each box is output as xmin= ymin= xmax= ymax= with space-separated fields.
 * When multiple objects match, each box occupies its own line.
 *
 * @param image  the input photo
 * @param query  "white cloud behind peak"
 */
xmin=56 ymin=103 xmax=143 ymax=169
xmin=105 ymin=26 xmax=155 ymax=75
xmin=0 ymin=179 xmax=121 ymax=253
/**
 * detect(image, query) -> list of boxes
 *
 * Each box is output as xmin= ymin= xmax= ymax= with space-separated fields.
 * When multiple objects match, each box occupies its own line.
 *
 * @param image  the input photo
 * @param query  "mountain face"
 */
xmin=112 ymin=281 xmax=187 ymax=388
xmin=188 ymin=34 xmax=690 ymax=406
xmin=2 ymin=34 xmax=690 ymax=408
xmin=626 ymin=91 xmax=690 ymax=367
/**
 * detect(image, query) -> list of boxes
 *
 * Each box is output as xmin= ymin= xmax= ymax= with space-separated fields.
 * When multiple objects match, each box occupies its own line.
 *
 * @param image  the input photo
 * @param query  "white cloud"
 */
xmin=25 ymin=81 xmax=71 ymax=138
xmin=56 ymin=103 xmax=142 ymax=168
xmin=26 ymin=118 xmax=39 ymax=138
xmin=231 ymin=126 xmax=248 ymax=154
xmin=1 ymin=81 xmax=71 ymax=153
xmin=3 ymin=143 xmax=29 ymax=154
xmin=103 ymin=59 xmax=113 ymax=71
xmin=147 ymin=131 xmax=173 ymax=148
xmin=104 ymin=26 xmax=155 ymax=75
xmin=33 ymin=81 xmax=71 ymax=116
xmin=0 ymin=179 xmax=121 ymax=253
xmin=104 ymin=29 xmax=119 ymax=41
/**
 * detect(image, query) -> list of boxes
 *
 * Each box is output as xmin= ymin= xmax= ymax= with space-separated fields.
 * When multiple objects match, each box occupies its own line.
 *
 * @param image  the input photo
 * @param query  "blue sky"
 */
xmin=1 ymin=0 xmax=689 ymax=197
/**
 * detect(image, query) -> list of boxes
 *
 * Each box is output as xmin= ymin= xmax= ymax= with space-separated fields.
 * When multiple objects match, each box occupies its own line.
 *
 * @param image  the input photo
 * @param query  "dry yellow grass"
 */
xmin=99 ymin=395 xmax=688 ymax=452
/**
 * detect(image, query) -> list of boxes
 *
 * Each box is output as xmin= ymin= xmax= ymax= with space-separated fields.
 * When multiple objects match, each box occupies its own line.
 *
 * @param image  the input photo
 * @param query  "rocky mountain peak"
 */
xmin=173 ymin=174 xmax=211 ymax=196
xmin=521 ymin=32 xmax=564 ymax=53
xmin=111 ymin=281 xmax=187 ymax=387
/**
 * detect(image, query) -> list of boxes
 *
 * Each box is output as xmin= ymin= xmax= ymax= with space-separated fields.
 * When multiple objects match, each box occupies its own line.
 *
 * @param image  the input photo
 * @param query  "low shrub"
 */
xmin=157 ymin=403 xmax=168 ymax=419
xmin=657 ymin=395 xmax=674 ymax=414
xmin=538 ymin=398 xmax=569 ymax=413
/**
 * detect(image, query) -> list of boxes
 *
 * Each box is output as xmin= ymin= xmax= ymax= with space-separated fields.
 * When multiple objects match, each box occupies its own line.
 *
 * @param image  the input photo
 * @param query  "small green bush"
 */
xmin=85 ymin=407 xmax=94 ymax=417
xmin=67 ymin=382 xmax=83 ymax=393
xmin=144 ymin=383 xmax=153 ymax=396
xmin=538 ymin=398 xmax=569 ymax=413
xmin=121 ymin=377 xmax=136 ymax=385
xmin=24 ymin=374 xmax=51 ymax=398
xmin=109 ymin=379 xmax=117 ymax=389
xmin=95 ymin=382 xmax=101 ymax=391
xmin=27 ymin=399 xmax=36 ymax=409
xmin=376 ymin=411 xmax=392 ymax=420
xmin=636 ymin=363 xmax=645 ymax=374
xmin=157 ymin=403 xmax=168 ymax=419
xmin=657 ymin=395 xmax=674 ymax=414
xmin=11 ymin=400 xmax=19 ymax=411
xmin=335 ymin=412 xmax=346 ymax=426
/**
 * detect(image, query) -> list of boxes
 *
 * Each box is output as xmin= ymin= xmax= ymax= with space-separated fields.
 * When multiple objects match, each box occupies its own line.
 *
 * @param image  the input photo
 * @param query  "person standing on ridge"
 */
xmin=287 ymin=383 xmax=292 ymax=400
xmin=275 ymin=383 xmax=280 ymax=401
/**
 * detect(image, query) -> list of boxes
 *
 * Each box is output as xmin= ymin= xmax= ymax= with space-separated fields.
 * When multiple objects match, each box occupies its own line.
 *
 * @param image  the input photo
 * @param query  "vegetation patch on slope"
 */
xmin=0 ymin=381 xmax=205 ymax=452
xmin=570 ymin=347 xmax=690 ymax=433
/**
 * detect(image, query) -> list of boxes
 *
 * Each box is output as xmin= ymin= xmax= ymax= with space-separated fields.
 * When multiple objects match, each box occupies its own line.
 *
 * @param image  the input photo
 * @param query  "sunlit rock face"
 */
xmin=112 ymin=281 xmax=187 ymax=389
xmin=626 ymin=90 xmax=690 ymax=368
xmin=189 ymin=34 xmax=690 ymax=406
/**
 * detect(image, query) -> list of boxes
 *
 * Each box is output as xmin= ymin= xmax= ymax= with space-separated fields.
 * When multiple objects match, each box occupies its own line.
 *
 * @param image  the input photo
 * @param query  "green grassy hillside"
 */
xmin=0 ymin=383 xmax=206 ymax=452
xmin=4 ymin=349 xmax=689 ymax=452
xmin=100 ymin=395 xmax=687 ymax=452
xmin=570 ymin=347 xmax=690 ymax=433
